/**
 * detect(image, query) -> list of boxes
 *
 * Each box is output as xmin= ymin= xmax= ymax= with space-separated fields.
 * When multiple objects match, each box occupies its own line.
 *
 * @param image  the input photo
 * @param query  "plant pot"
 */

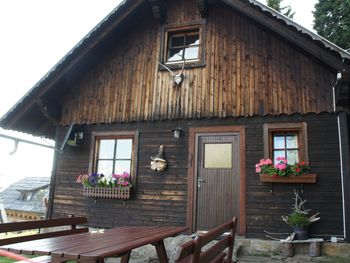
xmin=293 ymin=226 xmax=309 ymax=240
xmin=259 ymin=174 xmax=317 ymax=183
xmin=83 ymin=186 xmax=131 ymax=199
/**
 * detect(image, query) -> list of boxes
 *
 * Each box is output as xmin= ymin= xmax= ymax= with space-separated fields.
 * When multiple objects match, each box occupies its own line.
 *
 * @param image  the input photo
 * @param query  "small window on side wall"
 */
xmin=89 ymin=131 xmax=139 ymax=186
xmin=161 ymin=21 xmax=206 ymax=68
xmin=263 ymin=123 xmax=309 ymax=165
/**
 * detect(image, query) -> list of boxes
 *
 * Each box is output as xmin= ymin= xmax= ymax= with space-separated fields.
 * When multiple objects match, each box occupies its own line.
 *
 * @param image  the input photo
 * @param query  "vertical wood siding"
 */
xmin=60 ymin=1 xmax=336 ymax=126
xmin=52 ymin=113 xmax=343 ymax=237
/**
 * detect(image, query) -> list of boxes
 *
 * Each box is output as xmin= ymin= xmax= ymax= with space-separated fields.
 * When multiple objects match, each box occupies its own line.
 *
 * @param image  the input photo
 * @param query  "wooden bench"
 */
xmin=175 ymin=217 xmax=237 ymax=263
xmin=281 ymin=238 xmax=324 ymax=257
xmin=0 ymin=216 xmax=88 ymax=263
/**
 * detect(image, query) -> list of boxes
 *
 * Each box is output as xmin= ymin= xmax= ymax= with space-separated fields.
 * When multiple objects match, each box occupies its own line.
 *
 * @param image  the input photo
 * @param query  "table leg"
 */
xmin=120 ymin=251 xmax=131 ymax=263
xmin=153 ymin=240 xmax=168 ymax=263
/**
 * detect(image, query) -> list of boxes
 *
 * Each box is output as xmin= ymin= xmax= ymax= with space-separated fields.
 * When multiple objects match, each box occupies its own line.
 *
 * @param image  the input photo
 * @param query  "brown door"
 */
xmin=195 ymin=133 xmax=240 ymax=230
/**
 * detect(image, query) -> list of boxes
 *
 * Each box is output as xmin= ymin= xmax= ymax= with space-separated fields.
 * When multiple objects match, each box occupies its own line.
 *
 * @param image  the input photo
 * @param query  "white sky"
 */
xmin=0 ymin=0 xmax=317 ymax=190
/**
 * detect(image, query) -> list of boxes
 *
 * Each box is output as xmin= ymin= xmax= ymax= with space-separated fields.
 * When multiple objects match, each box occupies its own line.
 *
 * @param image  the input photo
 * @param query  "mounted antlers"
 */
xmin=155 ymin=56 xmax=185 ymax=86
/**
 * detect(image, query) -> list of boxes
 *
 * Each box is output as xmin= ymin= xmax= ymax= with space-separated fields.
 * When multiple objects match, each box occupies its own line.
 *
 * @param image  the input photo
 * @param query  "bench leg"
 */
xmin=153 ymin=240 xmax=168 ymax=263
xmin=282 ymin=243 xmax=294 ymax=257
xmin=309 ymin=242 xmax=321 ymax=257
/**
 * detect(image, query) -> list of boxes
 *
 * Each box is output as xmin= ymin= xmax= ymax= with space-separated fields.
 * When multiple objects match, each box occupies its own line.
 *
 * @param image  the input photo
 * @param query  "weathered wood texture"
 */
xmin=52 ymin=113 xmax=344 ymax=238
xmin=60 ymin=1 xmax=336 ymax=126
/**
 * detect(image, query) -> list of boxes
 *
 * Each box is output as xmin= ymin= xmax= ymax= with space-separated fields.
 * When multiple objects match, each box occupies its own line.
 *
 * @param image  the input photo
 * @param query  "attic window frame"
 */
xmin=159 ymin=20 xmax=206 ymax=70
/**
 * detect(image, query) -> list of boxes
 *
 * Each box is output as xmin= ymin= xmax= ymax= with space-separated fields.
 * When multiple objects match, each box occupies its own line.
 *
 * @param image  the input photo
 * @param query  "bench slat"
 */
xmin=200 ymin=235 xmax=231 ymax=263
xmin=15 ymin=255 xmax=52 ymax=263
xmin=175 ymin=217 xmax=237 ymax=263
xmin=0 ymin=217 xmax=87 ymax=233
xmin=0 ymin=228 xmax=88 ymax=246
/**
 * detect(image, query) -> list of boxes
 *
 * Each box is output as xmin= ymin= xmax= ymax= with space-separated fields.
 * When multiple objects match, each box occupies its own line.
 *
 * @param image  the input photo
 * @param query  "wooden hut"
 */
xmin=0 ymin=0 xmax=349 ymax=240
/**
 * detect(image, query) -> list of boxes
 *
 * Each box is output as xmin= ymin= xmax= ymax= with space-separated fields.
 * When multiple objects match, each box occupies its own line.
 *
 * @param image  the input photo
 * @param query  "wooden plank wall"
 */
xmin=52 ymin=113 xmax=344 ymax=237
xmin=60 ymin=0 xmax=336 ymax=126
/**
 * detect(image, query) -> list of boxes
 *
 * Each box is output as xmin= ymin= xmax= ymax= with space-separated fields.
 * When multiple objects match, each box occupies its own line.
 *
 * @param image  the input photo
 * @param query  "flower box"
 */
xmin=83 ymin=186 xmax=131 ymax=199
xmin=259 ymin=174 xmax=317 ymax=184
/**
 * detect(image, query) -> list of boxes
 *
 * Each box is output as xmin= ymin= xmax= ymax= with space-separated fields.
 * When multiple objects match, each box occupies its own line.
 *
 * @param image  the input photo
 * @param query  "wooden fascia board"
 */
xmin=221 ymin=0 xmax=350 ymax=72
xmin=4 ymin=0 xmax=143 ymax=129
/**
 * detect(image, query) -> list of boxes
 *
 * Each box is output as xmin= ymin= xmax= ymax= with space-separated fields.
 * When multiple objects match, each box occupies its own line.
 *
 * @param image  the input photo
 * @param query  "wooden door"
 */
xmin=195 ymin=133 xmax=240 ymax=230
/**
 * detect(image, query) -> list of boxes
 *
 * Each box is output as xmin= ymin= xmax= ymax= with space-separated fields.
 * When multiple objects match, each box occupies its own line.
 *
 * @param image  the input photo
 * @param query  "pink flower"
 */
xmin=255 ymin=167 xmax=261 ymax=173
xmin=265 ymin=159 xmax=272 ymax=165
xmin=112 ymin=174 xmax=120 ymax=179
xmin=76 ymin=175 xmax=82 ymax=183
xmin=275 ymin=163 xmax=287 ymax=170
xmin=276 ymin=157 xmax=287 ymax=163
xmin=121 ymin=172 xmax=130 ymax=178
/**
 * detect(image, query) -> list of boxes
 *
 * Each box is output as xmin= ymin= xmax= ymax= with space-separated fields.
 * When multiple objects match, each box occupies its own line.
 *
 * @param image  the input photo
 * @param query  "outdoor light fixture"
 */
xmin=173 ymin=127 xmax=183 ymax=138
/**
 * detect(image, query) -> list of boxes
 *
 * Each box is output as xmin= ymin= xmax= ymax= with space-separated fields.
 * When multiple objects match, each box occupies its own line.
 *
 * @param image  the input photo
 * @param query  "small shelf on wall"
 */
xmin=259 ymin=174 xmax=317 ymax=184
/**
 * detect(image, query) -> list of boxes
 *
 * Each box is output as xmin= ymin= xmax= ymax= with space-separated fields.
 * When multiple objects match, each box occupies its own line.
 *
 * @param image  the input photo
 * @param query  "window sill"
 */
xmin=259 ymin=174 xmax=317 ymax=184
xmin=159 ymin=62 xmax=206 ymax=71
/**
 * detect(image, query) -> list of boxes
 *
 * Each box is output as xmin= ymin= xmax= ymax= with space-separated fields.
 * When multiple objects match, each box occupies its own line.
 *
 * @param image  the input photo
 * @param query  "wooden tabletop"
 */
xmin=1 ymin=226 xmax=188 ymax=263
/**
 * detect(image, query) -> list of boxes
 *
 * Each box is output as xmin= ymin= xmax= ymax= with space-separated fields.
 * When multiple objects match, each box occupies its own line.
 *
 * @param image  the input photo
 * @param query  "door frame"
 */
xmin=186 ymin=126 xmax=246 ymax=235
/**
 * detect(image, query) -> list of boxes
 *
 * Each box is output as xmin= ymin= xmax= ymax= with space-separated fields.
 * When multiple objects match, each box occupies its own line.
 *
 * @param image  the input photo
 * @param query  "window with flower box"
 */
xmin=89 ymin=131 xmax=139 ymax=187
xmin=263 ymin=122 xmax=309 ymax=165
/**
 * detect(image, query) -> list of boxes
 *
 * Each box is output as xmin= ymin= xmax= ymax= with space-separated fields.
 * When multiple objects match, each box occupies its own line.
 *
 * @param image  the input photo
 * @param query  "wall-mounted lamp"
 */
xmin=173 ymin=127 xmax=183 ymax=138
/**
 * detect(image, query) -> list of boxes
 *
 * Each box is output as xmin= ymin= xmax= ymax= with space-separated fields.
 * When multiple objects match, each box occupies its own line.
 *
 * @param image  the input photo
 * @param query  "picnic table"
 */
xmin=0 ymin=226 xmax=188 ymax=263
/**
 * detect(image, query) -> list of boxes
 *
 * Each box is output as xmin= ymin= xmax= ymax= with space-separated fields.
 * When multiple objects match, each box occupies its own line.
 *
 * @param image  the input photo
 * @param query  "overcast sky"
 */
xmin=0 ymin=0 xmax=317 ymax=189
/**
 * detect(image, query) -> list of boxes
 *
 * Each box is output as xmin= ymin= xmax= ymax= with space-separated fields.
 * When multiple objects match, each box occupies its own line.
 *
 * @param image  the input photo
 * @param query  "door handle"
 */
xmin=197 ymin=177 xmax=206 ymax=189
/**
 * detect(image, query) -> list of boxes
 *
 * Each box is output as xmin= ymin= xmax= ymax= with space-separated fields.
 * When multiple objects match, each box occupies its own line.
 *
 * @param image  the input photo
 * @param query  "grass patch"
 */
xmin=322 ymin=255 xmax=350 ymax=263
xmin=0 ymin=255 xmax=37 ymax=263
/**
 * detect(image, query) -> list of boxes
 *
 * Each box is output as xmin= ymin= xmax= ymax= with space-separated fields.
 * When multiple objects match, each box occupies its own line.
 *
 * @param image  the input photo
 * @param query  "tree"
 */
xmin=267 ymin=0 xmax=295 ymax=19
xmin=313 ymin=0 xmax=350 ymax=50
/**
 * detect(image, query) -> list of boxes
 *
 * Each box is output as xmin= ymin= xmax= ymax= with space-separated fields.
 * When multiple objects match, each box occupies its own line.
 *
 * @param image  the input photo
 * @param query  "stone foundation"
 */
xmin=104 ymin=235 xmax=350 ymax=263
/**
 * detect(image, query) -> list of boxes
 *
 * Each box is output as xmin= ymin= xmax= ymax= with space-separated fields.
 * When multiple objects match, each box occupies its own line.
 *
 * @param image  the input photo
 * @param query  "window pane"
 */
xmin=168 ymin=48 xmax=183 ymax=62
xmin=97 ymin=160 xmax=113 ymax=175
xmin=114 ymin=161 xmax=131 ymax=174
xmin=185 ymin=34 xmax=199 ymax=46
xmin=170 ymin=35 xmax=185 ymax=47
xmin=273 ymin=136 xmax=285 ymax=149
xmin=204 ymin=143 xmax=232 ymax=168
xmin=184 ymin=46 xmax=199 ymax=60
xmin=273 ymin=150 xmax=286 ymax=164
xmin=287 ymin=150 xmax=299 ymax=164
xmin=98 ymin=140 xmax=115 ymax=159
xmin=116 ymin=139 xmax=132 ymax=159
xmin=286 ymin=135 xmax=298 ymax=148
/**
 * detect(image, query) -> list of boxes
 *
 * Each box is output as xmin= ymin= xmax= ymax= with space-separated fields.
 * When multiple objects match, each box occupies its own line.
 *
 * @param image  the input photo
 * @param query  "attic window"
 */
xmin=19 ymin=192 xmax=33 ymax=201
xmin=161 ymin=21 xmax=206 ymax=68
xmin=167 ymin=30 xmax=200 ymax=64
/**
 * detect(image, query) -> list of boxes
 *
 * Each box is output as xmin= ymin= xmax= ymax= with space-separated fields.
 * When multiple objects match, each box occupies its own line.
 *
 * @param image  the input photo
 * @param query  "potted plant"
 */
xmin=282 ymin=190 xmax=320 ymax=240
xmin=76 ymin=172 xmax=132 ymax=200
xmin=255 ymin=158 xmax=317 ymax=183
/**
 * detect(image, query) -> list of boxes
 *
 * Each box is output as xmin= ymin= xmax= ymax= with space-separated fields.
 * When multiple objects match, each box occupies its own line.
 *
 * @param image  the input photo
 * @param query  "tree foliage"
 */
xmin=313 ymin=0 xmax=350 ymax=50
xmin=266 ymin=0 xmax=295 ymax=19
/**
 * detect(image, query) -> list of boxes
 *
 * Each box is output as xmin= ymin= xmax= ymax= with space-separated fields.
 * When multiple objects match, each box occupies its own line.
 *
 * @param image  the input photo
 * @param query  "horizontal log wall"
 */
xmin=52 ymin=113 xmax=343 ymax=237
xmin=60 ymin=0 xmax=336 ymax=126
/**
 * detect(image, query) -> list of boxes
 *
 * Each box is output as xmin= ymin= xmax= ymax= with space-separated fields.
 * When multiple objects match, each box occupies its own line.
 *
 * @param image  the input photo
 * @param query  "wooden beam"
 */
xmin=36 ymin=98 xmax=61 ymax=125
xmin=197 ymin=0 xmax=208 ymax=17
xmin=221 ymin=0 xmax=350 ymax=72
xmin=148 ymin=0 xmax=166 ymax=23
